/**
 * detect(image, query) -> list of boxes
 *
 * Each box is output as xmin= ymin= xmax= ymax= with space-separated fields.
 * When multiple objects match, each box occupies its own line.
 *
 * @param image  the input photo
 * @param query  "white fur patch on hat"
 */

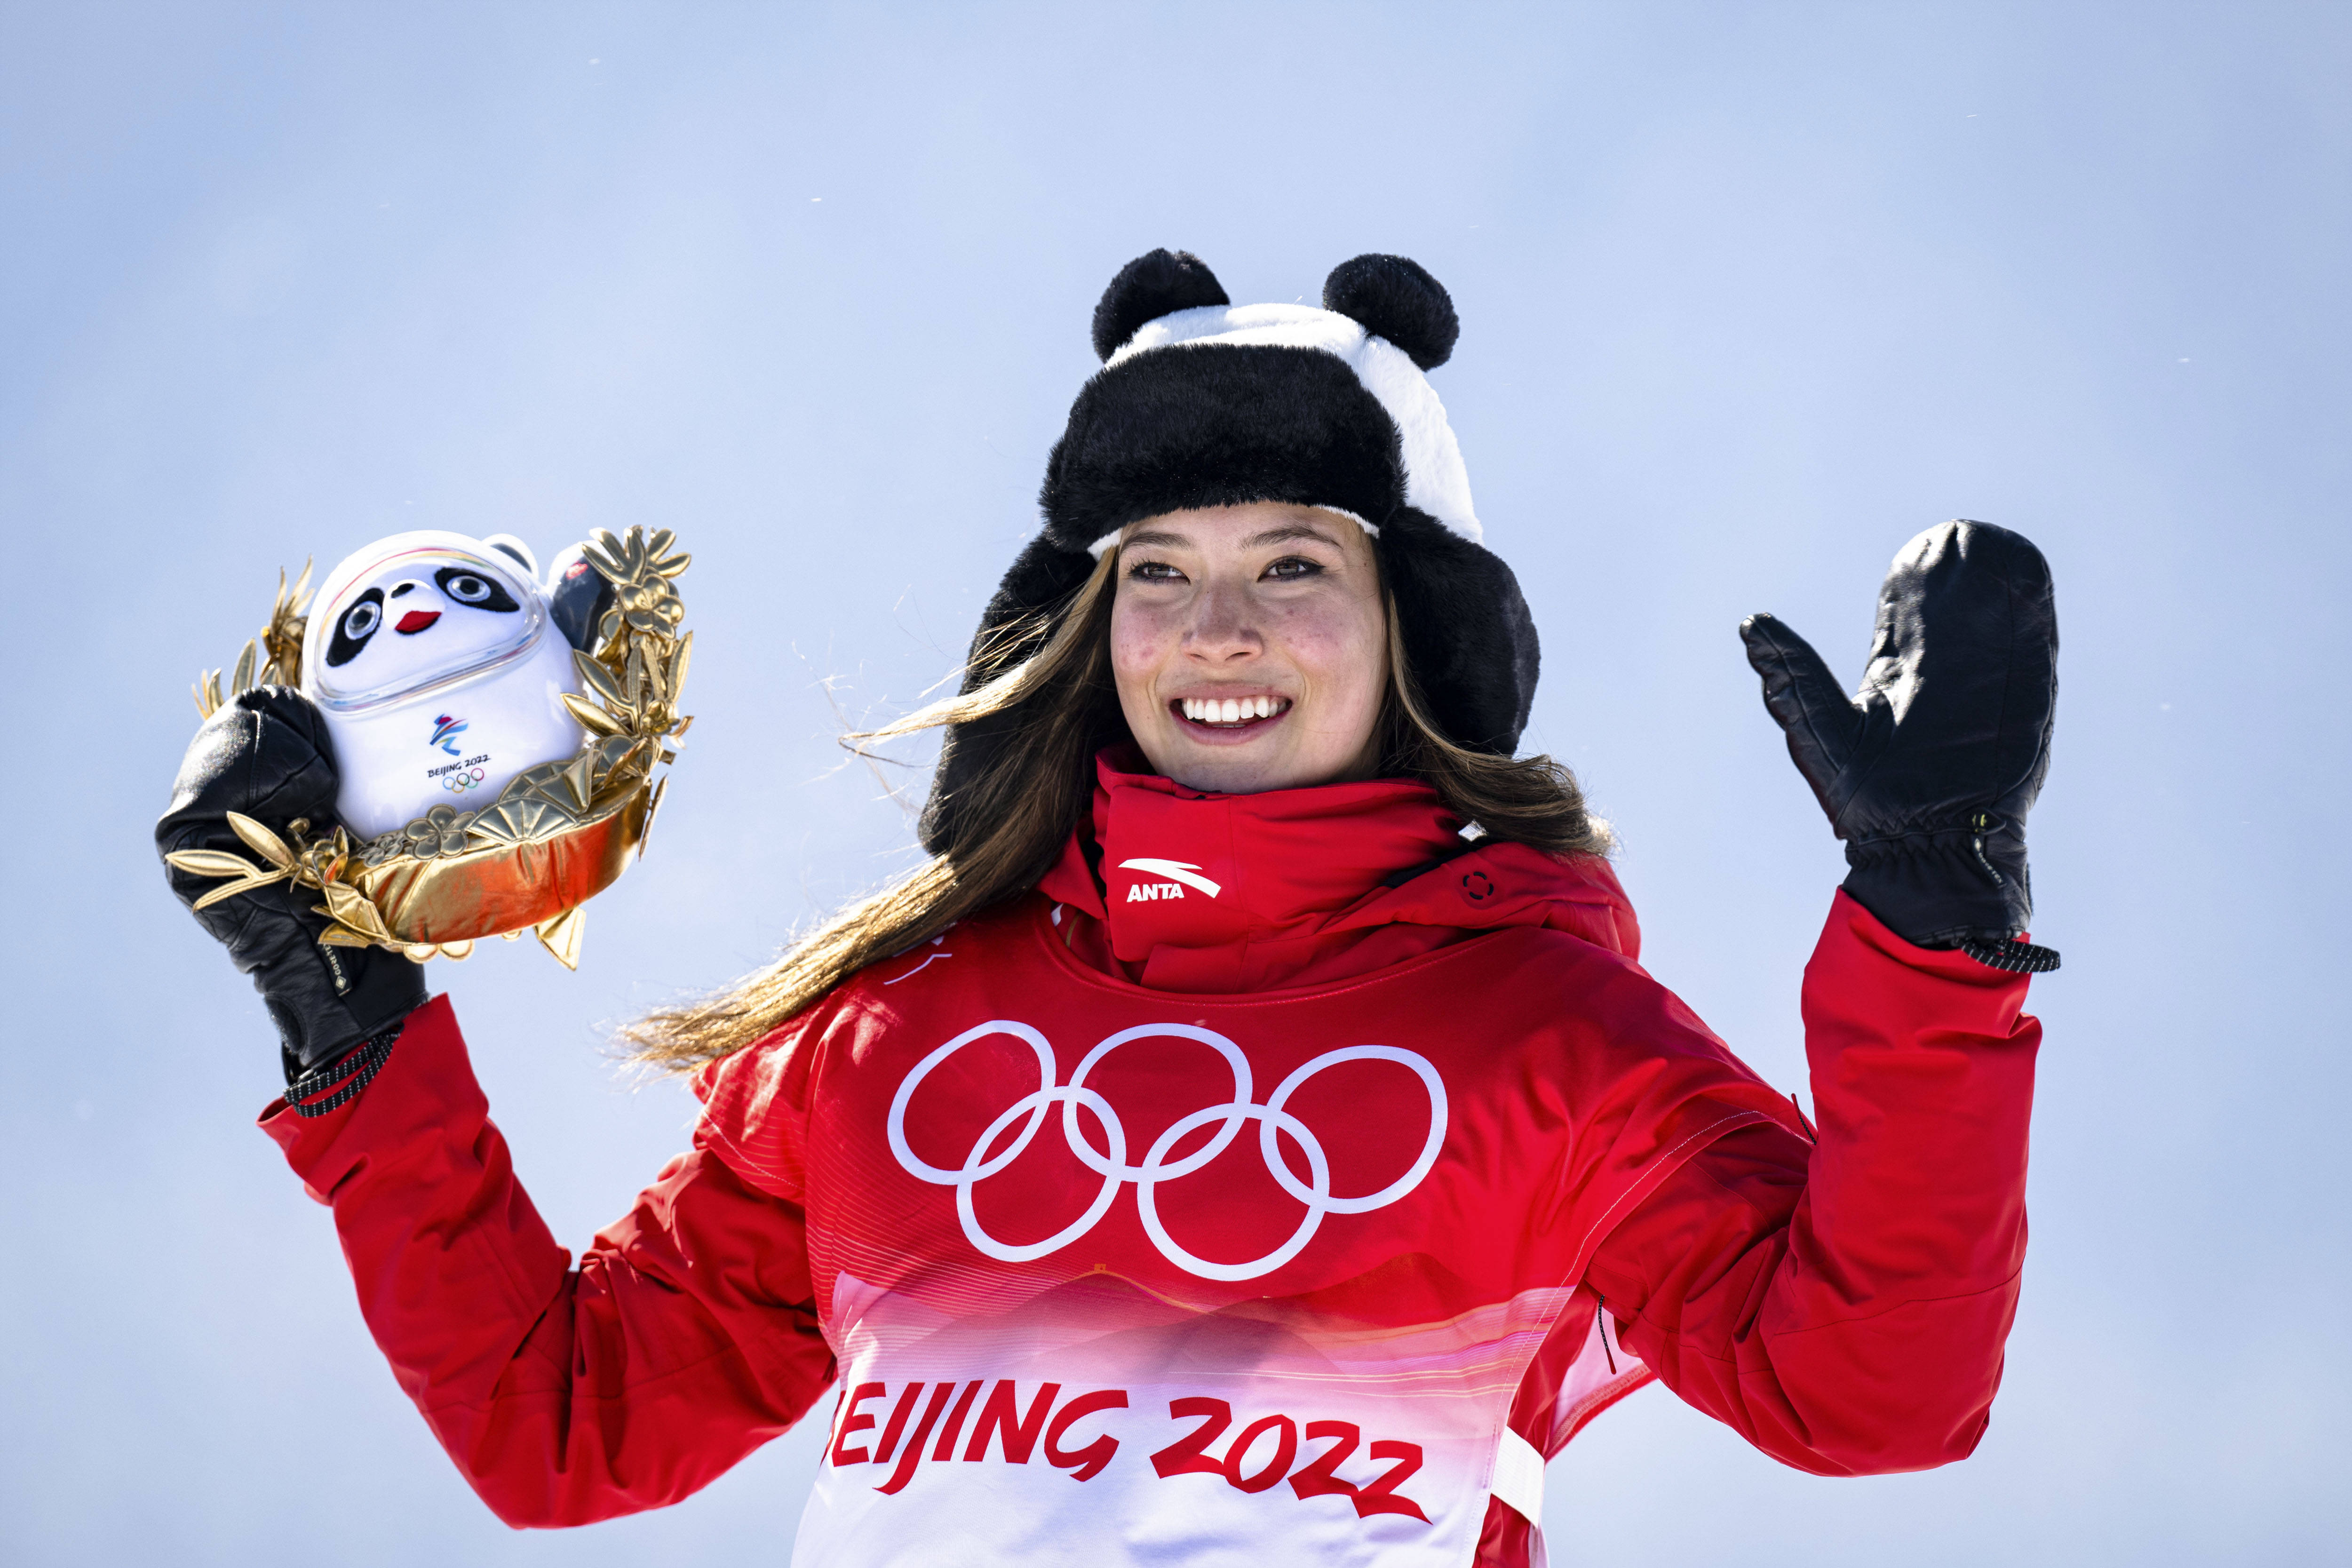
xmin=1105 ymin=302 xmax=1482 ymax=546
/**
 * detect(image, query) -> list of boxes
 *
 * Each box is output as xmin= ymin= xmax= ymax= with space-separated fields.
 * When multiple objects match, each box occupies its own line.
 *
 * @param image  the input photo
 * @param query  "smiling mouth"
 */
xmin=1173 ymin=694 xmax=1291 ymax=731
xmin=395 ymin=611 xmax=441 ymax=635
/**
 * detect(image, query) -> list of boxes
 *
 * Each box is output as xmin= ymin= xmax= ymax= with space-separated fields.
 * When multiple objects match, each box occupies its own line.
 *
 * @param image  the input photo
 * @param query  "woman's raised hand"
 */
xmin=1740 ymin=521 xmax=2059 ymax=968
xmin=157 ymin=687 xmax=427 ymax=1085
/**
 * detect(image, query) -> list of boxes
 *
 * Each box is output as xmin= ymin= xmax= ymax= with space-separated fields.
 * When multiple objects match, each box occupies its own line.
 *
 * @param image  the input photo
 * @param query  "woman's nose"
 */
xmin=1182 ymin=581 xmax=1260 ymax=660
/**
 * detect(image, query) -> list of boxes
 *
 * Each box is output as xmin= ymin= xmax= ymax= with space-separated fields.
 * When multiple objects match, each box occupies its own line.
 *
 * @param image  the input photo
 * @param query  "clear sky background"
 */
xmin=4 ymin=3 xmax=2346 ymax=1564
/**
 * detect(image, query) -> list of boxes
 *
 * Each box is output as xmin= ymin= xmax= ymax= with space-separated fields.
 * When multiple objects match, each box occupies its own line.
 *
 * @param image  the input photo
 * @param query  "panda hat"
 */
xmin=921 ymin=249 xmax=1540 ymax=855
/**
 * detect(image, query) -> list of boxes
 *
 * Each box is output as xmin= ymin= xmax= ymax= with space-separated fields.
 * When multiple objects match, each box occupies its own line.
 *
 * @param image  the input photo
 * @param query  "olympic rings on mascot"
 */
xmin=886 ymin=1021 xmax=1449 ymax=1281
xmin=439 ymin=766 xmax=490 ymax=794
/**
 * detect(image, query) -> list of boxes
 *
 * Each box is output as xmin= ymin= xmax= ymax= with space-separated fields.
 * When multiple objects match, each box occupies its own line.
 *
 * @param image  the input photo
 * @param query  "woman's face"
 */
xmin=1110 ymin=501 xmax=1387 ymax=794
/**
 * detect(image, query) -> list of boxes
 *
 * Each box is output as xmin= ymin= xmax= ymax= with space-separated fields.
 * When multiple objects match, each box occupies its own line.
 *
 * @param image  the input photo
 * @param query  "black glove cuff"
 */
xmin=285 ymin=1025 xmax=401 ymax=1119
xmin=1842 ymin=820 xmax=2060 ymax=972
xmin=1842 ymin=817 xmax=2036 ymax=952
xmin=1955 ymin=936 xmax=2062 ymax=974
xmin=265 ymin=932 xmax=429 ymax=1083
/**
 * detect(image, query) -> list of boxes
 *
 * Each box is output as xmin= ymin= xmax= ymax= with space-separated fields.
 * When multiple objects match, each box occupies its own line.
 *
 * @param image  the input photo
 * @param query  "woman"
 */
xmin=159 ymin=251 xmax=2058 ymax=1567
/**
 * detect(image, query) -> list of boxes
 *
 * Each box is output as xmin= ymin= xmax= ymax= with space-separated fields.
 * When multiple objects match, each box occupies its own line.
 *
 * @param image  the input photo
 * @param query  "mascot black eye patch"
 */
xmin=326 ymin=588 xmax=386 ymax=668
xmin=435 ymin=566 xmax=522 ymax=613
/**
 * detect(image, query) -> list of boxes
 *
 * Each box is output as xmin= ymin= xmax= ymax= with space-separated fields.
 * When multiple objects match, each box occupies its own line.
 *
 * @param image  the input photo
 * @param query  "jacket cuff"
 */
xmin=258 ymin=993 xmax=483 ymax=1204
xmin=1823 ymin=889 xmax=2035 ymax=987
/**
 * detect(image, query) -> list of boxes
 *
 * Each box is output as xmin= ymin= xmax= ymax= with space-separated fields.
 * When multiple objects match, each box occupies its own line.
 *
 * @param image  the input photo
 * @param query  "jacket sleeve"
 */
xmin=260 ymin=994 xmax=838 ymax=1527
xmin=1581 ymin=891 xmax=2039 ymax=1476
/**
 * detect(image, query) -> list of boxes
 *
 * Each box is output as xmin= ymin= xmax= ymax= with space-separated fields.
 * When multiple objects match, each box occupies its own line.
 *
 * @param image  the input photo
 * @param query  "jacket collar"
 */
xmin=1037 ymin=750 xmax=1639 ymax=993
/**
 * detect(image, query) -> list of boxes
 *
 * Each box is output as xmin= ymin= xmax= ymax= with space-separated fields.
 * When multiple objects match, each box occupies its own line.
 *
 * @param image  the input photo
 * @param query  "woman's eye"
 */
xmin=1128 ymin=561 xmax=1184 ymax=583
xmin=343 ymin=602 xmax=380 ymax=639
xmin=1263 ymin=556 xmax=1323 ymax=581
xmin=446 ymin=573 xmax=492 ymax=603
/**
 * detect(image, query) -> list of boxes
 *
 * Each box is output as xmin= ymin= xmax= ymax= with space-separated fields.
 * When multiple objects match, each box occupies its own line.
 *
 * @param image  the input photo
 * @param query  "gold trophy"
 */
xmin=167 ymin=526 xmax=692 ymax=969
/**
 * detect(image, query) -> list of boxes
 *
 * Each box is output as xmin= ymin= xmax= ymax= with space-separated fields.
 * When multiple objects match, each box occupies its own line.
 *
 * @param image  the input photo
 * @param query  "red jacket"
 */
xmin=263 ymin=757 xmax=2039 ymax=1566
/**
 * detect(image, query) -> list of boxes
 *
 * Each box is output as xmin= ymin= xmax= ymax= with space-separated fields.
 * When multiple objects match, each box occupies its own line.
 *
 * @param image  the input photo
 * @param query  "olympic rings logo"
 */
xmin=886 ymin=1022 xmax=1448 ymax=1282
xmin=440 ymin=766 xmax=489 ymax=793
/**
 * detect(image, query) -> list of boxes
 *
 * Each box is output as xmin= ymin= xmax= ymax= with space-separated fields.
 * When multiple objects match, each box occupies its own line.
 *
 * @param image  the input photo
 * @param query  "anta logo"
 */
xmin=1118 ymin=858 xmax=1221 ymax=903
xmin=429 ymin=713 xmax=469 ymax=755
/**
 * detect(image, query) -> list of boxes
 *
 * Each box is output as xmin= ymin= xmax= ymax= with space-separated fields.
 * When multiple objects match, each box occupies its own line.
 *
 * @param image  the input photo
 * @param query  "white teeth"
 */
xmin=1180 ymin=695 xmax=1288 ymax=724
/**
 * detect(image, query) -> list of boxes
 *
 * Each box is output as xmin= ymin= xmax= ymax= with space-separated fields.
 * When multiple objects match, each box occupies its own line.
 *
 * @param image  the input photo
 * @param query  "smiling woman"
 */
xmin=159 ymin=247 xmax=2058 ymax=1568
xmin=1112 ymin=503 xmax=1389 ymax=794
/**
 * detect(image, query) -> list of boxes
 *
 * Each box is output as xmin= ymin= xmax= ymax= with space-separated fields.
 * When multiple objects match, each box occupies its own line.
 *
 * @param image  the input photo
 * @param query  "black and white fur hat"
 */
xmin=920 ymin=249 xmax=1540 ymax=857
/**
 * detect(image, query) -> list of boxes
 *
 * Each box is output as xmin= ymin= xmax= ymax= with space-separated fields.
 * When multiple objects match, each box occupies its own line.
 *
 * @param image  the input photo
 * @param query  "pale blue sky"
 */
xmin=4 ymin=3 xmax=2346 ymax=1563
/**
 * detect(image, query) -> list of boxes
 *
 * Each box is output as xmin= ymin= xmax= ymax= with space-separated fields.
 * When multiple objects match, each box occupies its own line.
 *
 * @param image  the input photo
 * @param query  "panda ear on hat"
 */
xmin=1090 ymin=249 xmax=1232 ymax=361
xmin=1323 ymin=254 xmax=1459 ymax=370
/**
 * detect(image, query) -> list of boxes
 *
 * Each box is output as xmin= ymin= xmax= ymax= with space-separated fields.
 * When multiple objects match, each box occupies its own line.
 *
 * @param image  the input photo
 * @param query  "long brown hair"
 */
xmin=617 ymin=545 xmax=1609 ymax=1072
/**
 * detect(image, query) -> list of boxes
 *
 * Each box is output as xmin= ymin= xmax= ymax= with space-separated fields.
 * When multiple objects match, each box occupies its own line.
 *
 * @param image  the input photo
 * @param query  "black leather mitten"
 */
xmin=1741 ymin=520 xmax=2059 ymax=971
xmin=158 ymin=687 xmax=428 ymax=1084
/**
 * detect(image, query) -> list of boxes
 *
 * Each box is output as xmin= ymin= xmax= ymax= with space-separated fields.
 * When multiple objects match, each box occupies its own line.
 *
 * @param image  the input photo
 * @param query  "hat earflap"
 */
xmin=1378 ymin=509 xmax=1539 ymax=755
xmin=917 ymin=534 xmax=1104 ymax=857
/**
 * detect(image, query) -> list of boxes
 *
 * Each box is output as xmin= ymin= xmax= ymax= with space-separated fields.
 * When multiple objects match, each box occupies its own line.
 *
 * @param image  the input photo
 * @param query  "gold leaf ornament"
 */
xmin=227 ymin=812 xmax=296 ymax=871
xmin=260 ymin=560 xmax=313 ymax=685
xmin=321 ymin=880 xmax=393 ymax=943
xmin=166 ymin=849 xmax=269 ymax=880
xmin=191 ymin=558 xmax=314 ymax=719
xmin=190 ymin=874 xmax=287 ymax=912
xmin=571 ymin=649 xmax=626 ymax=709
xmin=562 ymin=692 xmax=627 ymax=737
xmin=585 ymin=527 xmax=690 ymax=644
xmin=536 ymin=905 xmax=587 ymax=969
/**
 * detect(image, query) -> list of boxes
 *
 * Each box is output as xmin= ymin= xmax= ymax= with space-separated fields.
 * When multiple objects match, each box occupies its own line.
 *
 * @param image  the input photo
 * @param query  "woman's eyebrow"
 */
xmin=1241 ymin=524 xmax=1342 ymax=549
xmin=1121 ymin=522 xmax=1342 ymax=551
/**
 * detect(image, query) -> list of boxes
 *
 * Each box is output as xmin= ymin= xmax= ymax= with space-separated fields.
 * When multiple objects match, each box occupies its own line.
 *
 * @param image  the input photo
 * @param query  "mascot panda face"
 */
xmin=301 ymin=530 xmax=586 ymax=838
xmin=307 ymin=534 xmax=547 ymax=711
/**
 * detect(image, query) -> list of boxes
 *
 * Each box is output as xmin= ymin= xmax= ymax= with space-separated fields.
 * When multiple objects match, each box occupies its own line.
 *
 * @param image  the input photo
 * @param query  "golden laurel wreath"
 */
xmin=167 ymin=527 xmax=692 ymax=969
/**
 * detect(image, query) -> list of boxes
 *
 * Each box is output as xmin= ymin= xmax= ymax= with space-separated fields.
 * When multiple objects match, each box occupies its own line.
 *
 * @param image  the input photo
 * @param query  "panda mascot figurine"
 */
xmin=168 ymin=522 xmax=688 ymax=966
xmin=303 ymin=531 xmax=597 ymax=838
